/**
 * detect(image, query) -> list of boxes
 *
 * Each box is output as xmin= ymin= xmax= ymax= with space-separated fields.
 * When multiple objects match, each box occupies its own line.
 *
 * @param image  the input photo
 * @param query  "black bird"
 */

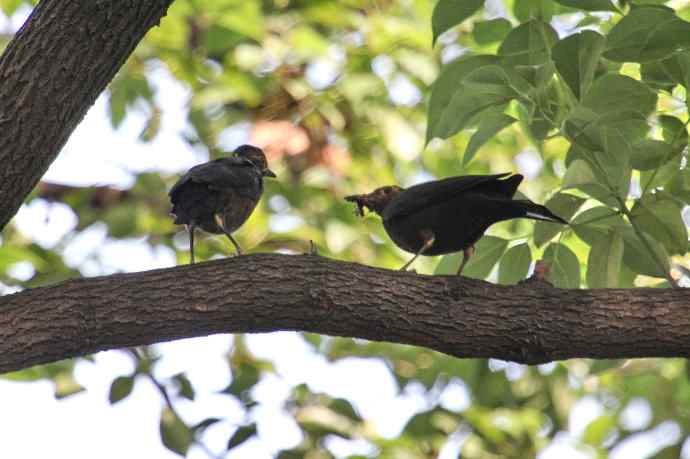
xmin=345 ymin=173 xmax=567 ymax=274
xmin=169 ymin=145 xmax=276 ymax=264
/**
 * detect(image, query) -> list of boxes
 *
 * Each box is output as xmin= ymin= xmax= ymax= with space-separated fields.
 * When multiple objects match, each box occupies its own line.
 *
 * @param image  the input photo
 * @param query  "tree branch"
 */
xmin=1 ymin=253 xmax=689 ymax=374
xmin=0 ymin=0 xmax=173 ymax=230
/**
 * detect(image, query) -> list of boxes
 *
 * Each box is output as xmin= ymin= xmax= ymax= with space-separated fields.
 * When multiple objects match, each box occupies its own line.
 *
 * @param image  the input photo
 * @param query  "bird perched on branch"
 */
xmin=169 ymin=145 xmax=276 ymax=264
xmin=345 ymin=173 xmax=567 ymax=274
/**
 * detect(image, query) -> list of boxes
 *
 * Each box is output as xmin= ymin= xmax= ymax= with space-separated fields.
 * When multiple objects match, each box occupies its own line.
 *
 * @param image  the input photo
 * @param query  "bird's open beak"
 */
xmin=345 ymin=194 xmax=367 ymax=217
xmin=263 ymin=168 xmax=277 ymax=178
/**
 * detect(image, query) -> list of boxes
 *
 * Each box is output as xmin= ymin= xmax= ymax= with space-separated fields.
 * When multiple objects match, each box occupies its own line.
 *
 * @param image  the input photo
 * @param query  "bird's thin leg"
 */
xmin=188 ymin=224 xmax=196 ymax=265
xmin=222 ymin=231 xmax=243 ymax=256
xmin=400 ymin=234 xmax=435 ymax=271
xmin=215 ymin=213 xmax=243 ymax=255
xmin=457 ymin=245 xmax=475 ymax=275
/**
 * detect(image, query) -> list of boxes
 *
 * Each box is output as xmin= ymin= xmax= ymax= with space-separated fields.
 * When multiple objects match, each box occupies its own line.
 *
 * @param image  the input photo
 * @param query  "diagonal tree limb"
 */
xmin=0 ymin=0 xmax=174 ymax=230
xmin=1 ymin=253 xmax=689 ymax=374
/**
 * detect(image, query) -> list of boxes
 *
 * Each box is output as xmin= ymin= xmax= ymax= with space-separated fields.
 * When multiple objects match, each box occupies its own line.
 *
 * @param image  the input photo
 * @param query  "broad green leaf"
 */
xmin=660 ymin=115 xmax=689 ymax=148
xmin=587 ymin=231 xmax=624 ymax=288
xmin=605 ymin=6 xmax=690 ymax=63
xmin=432 ymin=0 xmax=485 ymax=45
xmin=667 ymin=168 xmax=690 ymax=203
xmin=473 ymin=18 xmax=512 ymax=45
xmin=427 ymin=55 xmax=500 ymax=142
xmin=571 ymin=207 xmax=627 ymax=245
xmin=543 ymin=243 xmax=581 ymax=288
xmin=583 ymin=415 xmax=617 ymax=446
xmin=620 ymin=227 xmax=671 ymax=278
xmin=631 ymin=193 xmax=687 ymax=254
xmin=552 ymin=0 xmax=618 ymax=11
xmin=498 ymin=243 xmax=532 ymax=284
xmin=0 ymin=0 xmax=23 ymax=15
xmin=227 ymin=424 xmax=258 ymax=450
xmin=533 ymin=193 xmax=585 ymax=247
xmin=582 ymin=74 xmax=657 ymax=118
xmin=630 ymin=139 xmax=675 ymax=170
xmin=640 ymin=153 xmax=684 ymax=190
xmin=498 ymin=20 xmax=558 ymax=67
xmin=562 ymin=159 xmax=617 ymax=206
xmin=160 ymin=408 xmax=192 ymax=456
xmin=552 ymin=31 xmax=606 ymax=100
xmin=513 ymin=0 xmax=555 ymax=22
xmin=109 ymin=375 xmax=135 ymax=404
xmin=463 ymin=111 xmax=517 ymax=166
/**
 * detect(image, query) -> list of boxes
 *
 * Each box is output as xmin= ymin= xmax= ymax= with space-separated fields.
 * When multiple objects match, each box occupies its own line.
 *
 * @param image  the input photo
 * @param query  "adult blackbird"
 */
xmin=169 ymin=145 xmax=276 ymax=264
xmin=345 ymin=173 xmax=567 ymax=274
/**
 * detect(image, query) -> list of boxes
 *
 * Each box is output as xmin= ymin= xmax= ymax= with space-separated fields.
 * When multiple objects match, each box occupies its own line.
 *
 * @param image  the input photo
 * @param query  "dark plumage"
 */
xmin=345 ymin=173 xmax=567 ymax=274
xmin=169 ymin=145 xmax=275 ymax=264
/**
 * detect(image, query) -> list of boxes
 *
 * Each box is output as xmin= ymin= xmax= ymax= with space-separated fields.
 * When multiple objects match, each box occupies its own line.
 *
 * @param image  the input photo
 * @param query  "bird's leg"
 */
xmin=223 ymin=231 xmax=243 ymax=256
xmin=400 ymin=233 xmax=435 ymax=271
xmin=457 ymin=245 xmax=475 ymax=275
xmin=215 ymin=213 xmax=243 ymax=255
xmin=188 ymin=224 xmax=196 ymax=265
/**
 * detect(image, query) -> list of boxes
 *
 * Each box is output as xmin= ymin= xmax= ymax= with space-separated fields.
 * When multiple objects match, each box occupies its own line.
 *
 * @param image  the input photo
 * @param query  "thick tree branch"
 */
xmin=0 ymin=0 xmax=173 ymax=230
xmin=1 ymin=253 xmax=689 ymax=374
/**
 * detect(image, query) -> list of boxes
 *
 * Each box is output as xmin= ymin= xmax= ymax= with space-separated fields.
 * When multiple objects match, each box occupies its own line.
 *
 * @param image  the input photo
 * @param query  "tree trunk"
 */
xmin=0 ymin=0 xmax=173 ymax=230
xmin=1 ymin=253 xmax=689 ymax=374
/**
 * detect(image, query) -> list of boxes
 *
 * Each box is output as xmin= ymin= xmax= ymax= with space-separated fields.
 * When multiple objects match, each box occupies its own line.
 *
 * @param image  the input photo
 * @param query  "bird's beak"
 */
xmin=263 ymin=168 xmax=277 ymax=178
xmin=345 ymin=194 xmax=367 ymax=217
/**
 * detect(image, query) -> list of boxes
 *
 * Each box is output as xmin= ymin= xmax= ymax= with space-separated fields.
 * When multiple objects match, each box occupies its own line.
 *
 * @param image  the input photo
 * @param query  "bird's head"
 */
xmin=234 ymin=145 xmax=276 ymax=178
xmin=345 ymin=185 xmax=404 ymax=217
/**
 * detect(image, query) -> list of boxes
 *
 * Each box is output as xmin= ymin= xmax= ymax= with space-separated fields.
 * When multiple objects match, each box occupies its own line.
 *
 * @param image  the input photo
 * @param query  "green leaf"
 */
xmin=620 ymin=227 xmax=671 ymax=278
xmin=552 ymin=0 xmax=618 ymax=11
xmin=160 ymin=408 xmax=192 ymax=456
xmin=463 ymin=111 xmax=517 ymax=166
xmin=173 ymin=373 xmax=195 ymax=401
xmin=227 ymin=423 xmax=257 ymax=450
xmin=432 ymin=0 xmax=485 ymax=45
xmin=583 ymin=415 xmax=617 ymax=446
xmin=0 ymin=0 xmax=24 ymax=15
xmin=631 ymin=192 xmax=687 ymax=254
xmin=533 ymin=193 xmax=586 ymax=247
xmin=552 ymin=31 xmax=606 ymax=100
xmin=498 ymin=20 xmax=558 ymax=67
xmin=543 ymin=243 xmax=581 ymax=288
xmin=498 ymin=243 xmax=532 ymax=285
xmin=630 ymin=139 xmax=675 ymax=170
xmin=571 ymin=207 xmax=627 ymax=245
xmin=660 ymin=114 xmax=689 ymax=149
xmin=109 ymin=375 xmax=135 ymax=404
xmin=562 ymin=159 xmax=617 ymax=206
xmin=581 ymin=74 xmax=657 ymax=118
xmin=605 ymin=6 xmax=690 ymax=63
xmin=587 ymin=231 xmax=624 ymax=288
xmin=434 ymin=236 xmax=508 ymax=279
xmin=513 ymin=0 xmax=555 ymax=22
xmin=426 ymin=55 xmax=500 ymax=142
xmin=473 ymin=18 xmax=512 ymax=45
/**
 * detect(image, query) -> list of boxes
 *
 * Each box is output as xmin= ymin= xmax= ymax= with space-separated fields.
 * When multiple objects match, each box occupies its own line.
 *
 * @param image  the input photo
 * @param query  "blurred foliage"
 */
xmin=2 ymin=0 xmax=690 ymax=457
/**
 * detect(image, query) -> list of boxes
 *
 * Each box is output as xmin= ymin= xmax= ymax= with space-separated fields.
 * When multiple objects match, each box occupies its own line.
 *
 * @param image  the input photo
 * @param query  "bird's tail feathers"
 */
xmin=514 ymin=200 xmax=568 ymax=224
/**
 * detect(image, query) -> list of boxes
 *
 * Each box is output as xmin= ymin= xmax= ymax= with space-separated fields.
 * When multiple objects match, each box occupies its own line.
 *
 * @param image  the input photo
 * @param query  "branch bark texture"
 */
xmin=1 ymin=253 xmax=689 ymax=374
xmin=0 ymin=0 xmax=173 ymax=230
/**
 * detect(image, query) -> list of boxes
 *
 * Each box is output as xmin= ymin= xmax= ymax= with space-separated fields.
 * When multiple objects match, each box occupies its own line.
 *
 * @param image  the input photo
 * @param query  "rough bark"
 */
xmin=1 ymin=253 xmax=689 ymax=374
xmin=0 ymin=0 xmax=173 ymax=230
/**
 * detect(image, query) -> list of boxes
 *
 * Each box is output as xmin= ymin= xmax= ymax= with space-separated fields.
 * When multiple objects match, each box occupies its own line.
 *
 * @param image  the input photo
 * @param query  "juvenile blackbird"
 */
xmin=345 ymin=173 xmax=567 ymax=274
xmin=169 ymin=145 xmax=276 ymax=264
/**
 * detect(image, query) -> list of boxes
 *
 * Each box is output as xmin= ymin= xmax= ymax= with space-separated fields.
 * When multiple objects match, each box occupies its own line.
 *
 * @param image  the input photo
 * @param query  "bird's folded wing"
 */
xmin=382 ymin=173 xmax=512 ymax=220
xmin=169 ymin=157 xmax=258 ymax=199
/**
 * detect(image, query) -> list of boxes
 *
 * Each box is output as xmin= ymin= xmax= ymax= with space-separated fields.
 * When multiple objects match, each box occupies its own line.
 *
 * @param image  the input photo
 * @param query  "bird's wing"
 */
xmin=382 ymin=173 xmax=514 ymax=221
xmin=169 ymin=157 xmax=259 ymax=200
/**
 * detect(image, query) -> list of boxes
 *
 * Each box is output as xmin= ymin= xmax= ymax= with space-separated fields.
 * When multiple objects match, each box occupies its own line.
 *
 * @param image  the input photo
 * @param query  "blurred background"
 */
xmin=2 ymin=0 xmax=690 ymax=458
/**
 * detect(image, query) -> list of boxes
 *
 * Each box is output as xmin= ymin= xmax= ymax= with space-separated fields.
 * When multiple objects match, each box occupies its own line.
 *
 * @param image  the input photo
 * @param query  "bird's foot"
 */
xmin=306 ymin=240 xmax=318 ymax=256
